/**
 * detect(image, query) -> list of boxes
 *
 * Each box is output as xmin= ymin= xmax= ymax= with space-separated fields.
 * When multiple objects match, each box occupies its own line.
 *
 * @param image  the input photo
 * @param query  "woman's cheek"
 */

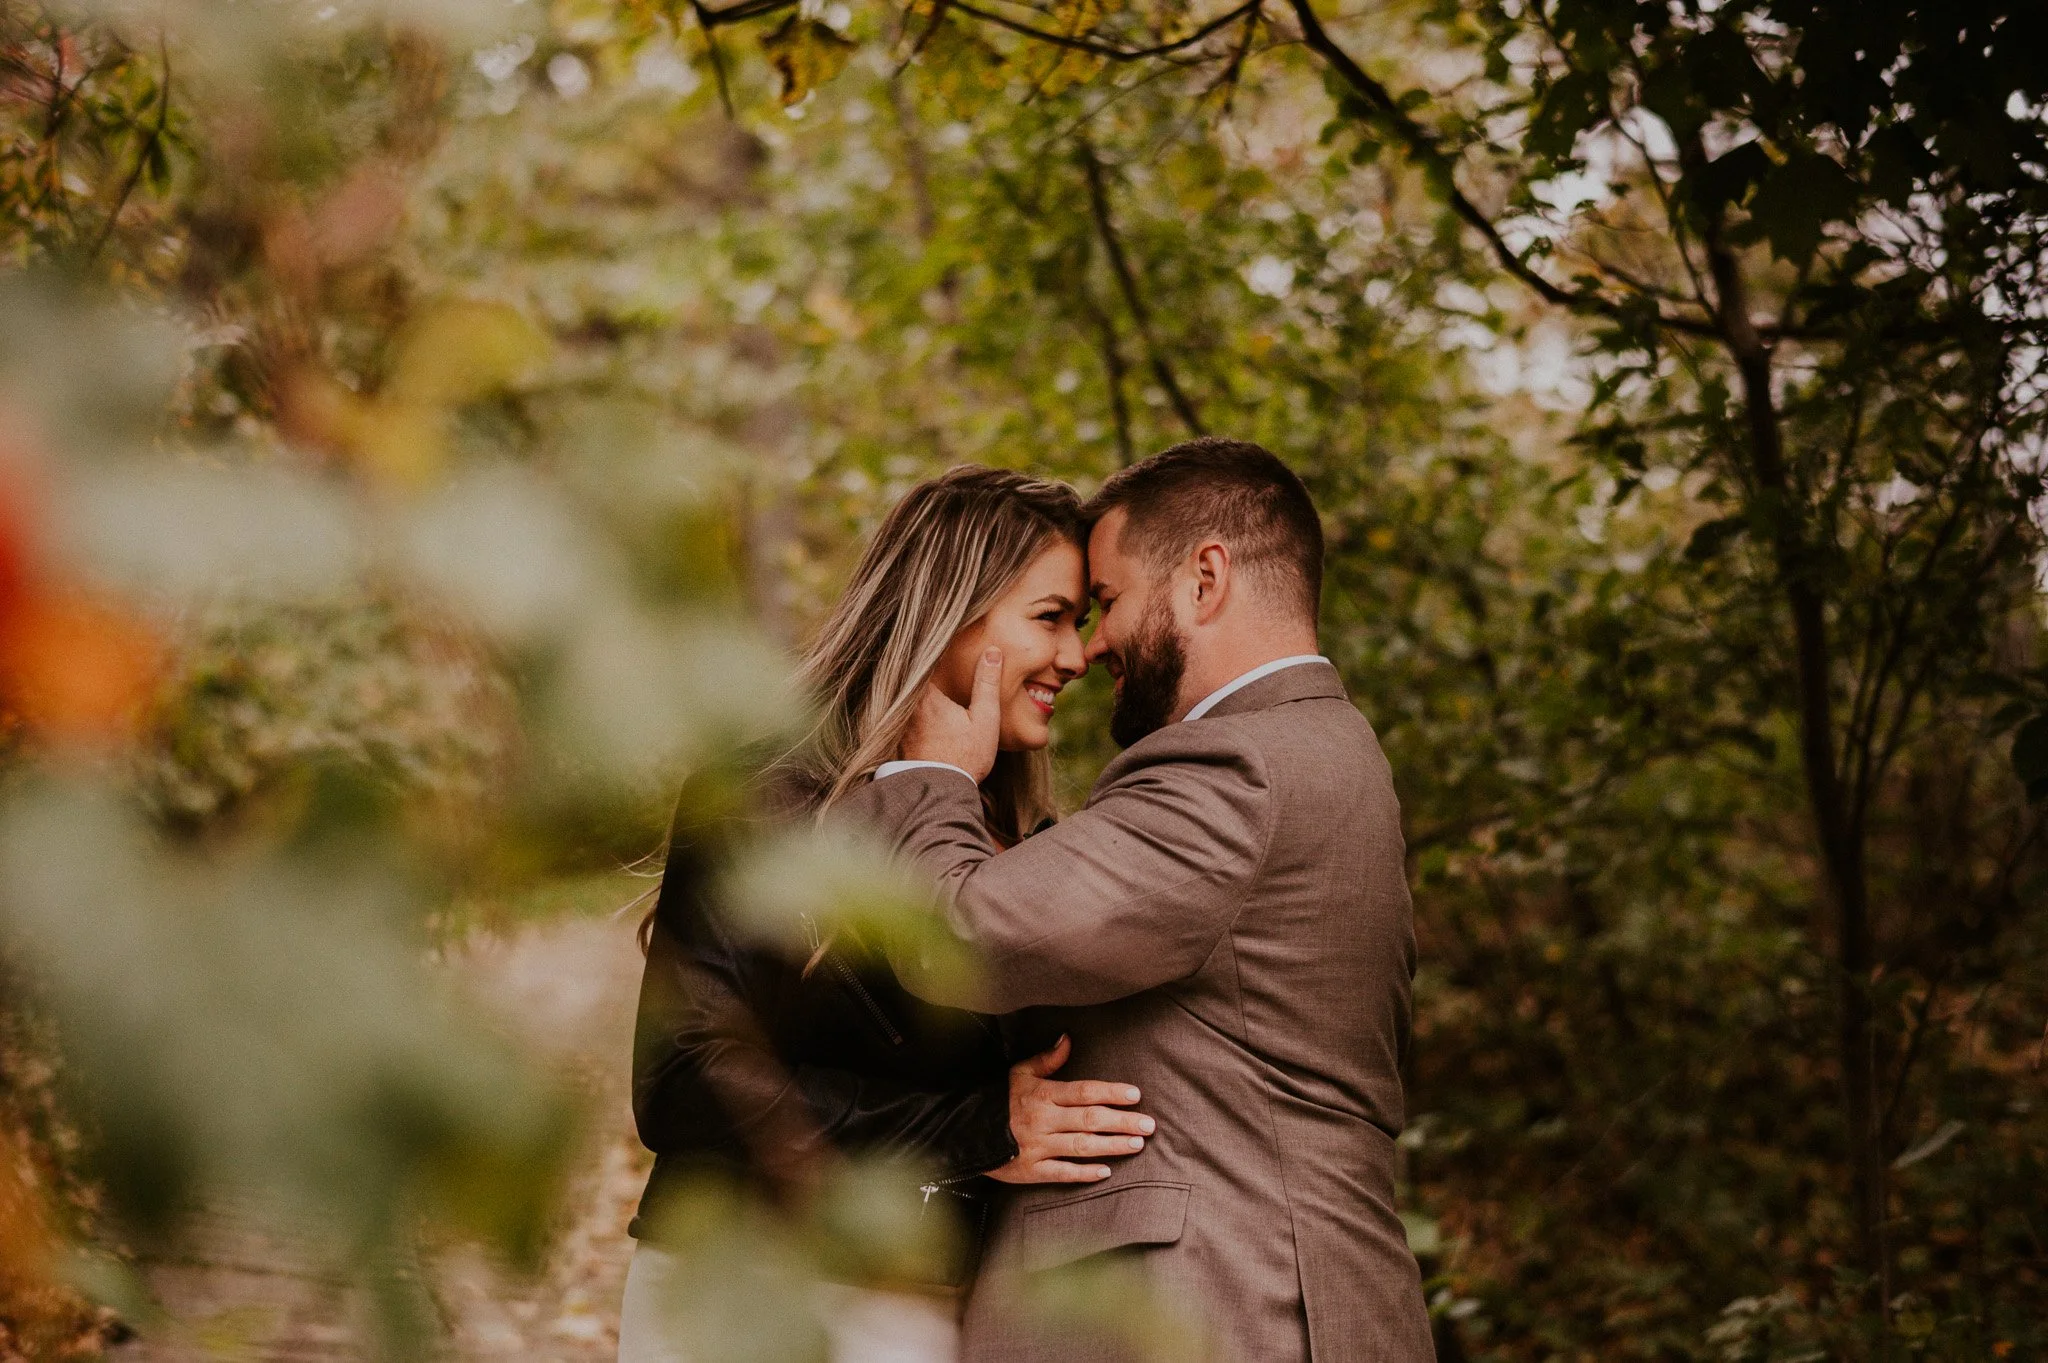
xmin=1020 ymin=619 xmax=1056 ymax=672
xmin=999 ymin=691 xmax=1037 ymax=751
xmin=995 ymin=621 xmax=1032 ymax=687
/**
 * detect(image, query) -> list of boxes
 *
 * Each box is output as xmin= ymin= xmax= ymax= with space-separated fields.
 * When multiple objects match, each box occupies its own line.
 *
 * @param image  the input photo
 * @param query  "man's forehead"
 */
xmin=1085 ymin=511 xmax=1128 ymax=594
xmin=1086 ymin=507 xmax=1128 ymax=556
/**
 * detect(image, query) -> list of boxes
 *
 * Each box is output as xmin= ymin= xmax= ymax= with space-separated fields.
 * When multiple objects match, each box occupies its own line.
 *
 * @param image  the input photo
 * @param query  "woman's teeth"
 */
xmin=1025 ymin=683 xmax=1058 ymax=713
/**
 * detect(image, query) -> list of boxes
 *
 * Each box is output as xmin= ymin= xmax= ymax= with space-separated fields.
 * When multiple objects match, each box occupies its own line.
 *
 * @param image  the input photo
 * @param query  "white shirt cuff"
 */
xmin=872 ymin=760 xmax=975 ymax=783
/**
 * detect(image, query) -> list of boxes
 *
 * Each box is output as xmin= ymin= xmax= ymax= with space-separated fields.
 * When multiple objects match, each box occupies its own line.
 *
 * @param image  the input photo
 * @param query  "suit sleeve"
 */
xmin=840 ymin=727 xmax=1275 ymax=1012
xmin=631 ymin=834 xmax=1018 ymax=1182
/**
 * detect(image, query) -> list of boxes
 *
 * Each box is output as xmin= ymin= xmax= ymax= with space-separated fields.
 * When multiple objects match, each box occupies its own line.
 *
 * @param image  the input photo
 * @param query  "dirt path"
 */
xmin=106 ymin=912 xmax=652 ymax=1362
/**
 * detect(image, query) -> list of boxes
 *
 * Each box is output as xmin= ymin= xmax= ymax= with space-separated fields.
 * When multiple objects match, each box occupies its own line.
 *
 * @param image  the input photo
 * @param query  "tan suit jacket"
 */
xmin=842 ymin=661 xmax=1433 ymax=1363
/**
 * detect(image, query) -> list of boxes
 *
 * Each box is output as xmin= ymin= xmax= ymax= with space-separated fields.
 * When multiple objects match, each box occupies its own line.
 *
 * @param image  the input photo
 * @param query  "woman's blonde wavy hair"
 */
xmin=776 ymin=465 xmax=1085 ymax=842
xmin=633 ymin=466 xmax=1084 ymax=959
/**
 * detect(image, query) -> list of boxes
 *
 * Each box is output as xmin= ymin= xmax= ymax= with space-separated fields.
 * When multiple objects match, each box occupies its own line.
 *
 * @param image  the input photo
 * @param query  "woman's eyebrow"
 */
xmin=1032 ymin=593 xmax=1080 ymax=611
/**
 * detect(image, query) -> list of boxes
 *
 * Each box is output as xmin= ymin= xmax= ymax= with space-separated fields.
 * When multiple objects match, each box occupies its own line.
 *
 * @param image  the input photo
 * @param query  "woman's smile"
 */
xmin=1025 ymin=681 xmax=1061 ymax=716
xmin=934 ymin=538 xmax=1088 ymax=751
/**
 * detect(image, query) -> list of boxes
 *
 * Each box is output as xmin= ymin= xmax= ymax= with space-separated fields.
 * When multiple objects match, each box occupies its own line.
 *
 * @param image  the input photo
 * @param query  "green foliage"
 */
xmin=140 ymin=598 xmax=512 ymax=832
xmin=1 ymin=0 xmax=2044 ymax=1359
xmin=0 ymin=1 xmax=799 ymax=1353
xmin=760 ymin=15 xmax=856 ymax=106
xmin=637 ymin=0 xmax=2048 ymax=1355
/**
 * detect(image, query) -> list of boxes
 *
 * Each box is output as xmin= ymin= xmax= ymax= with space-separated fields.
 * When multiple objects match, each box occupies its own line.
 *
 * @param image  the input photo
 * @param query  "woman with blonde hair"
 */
xmin=618 ymin=467 xmax=1155 ymax=1363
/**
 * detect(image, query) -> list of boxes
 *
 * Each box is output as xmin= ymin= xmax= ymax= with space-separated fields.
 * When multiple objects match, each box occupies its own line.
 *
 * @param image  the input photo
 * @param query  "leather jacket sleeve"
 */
xmin=631 ymin=830 xmax=1018 ymax=1184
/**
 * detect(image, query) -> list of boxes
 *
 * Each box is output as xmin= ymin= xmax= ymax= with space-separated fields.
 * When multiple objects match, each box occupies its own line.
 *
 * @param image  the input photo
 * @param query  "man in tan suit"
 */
xmin=845 ymin=438 xmax=1433 ymax=1362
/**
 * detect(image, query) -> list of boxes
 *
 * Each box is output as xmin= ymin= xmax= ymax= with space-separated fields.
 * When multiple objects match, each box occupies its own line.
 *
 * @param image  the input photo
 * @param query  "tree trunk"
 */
xmin=1706 ymin=244 xmax=1885 ymax=1286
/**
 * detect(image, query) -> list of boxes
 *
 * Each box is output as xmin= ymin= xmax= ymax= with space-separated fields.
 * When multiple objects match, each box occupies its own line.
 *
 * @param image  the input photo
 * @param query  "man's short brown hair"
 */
xmin=1083 ymin=437 xmax=1323 ymax=621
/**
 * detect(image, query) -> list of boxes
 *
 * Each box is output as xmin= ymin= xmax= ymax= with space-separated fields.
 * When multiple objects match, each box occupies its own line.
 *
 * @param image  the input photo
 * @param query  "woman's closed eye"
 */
xmin=1032 ymin=594 xmax=1083 ymax=629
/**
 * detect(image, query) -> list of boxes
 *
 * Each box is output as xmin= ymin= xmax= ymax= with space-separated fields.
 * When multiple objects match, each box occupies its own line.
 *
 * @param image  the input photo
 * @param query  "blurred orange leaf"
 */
xmin=0 ymin=589 xmax=163 ymax=746
xmin=276 ymin=366 xmax=368 ymax=456
xmin=0 ymin=1124 xmax=58 ymax=1304
xmin=0 ymin=409 xmax=47 ymax=613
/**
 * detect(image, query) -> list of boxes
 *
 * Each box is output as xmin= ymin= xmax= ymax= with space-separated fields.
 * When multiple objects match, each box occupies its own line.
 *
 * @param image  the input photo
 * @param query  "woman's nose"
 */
xmin=1057 ymin=627 xmax=1087 ymax=679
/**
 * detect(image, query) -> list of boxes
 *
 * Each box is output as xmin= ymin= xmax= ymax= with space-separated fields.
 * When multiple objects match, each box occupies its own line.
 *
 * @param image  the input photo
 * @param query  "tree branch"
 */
xmin=1879 ymin=974 xmax=1942 ymax=1155
xmin=1533 ymin=2 xmax=1716 ymax=321
xmin=943 ymin=0 xmax=1261 ymax=61
xmin=1609 ymin=82 xmax=1713 ymax=309
xmin=888 ymin=74 xmax=941 ymax=245
xmin=1074 ymin=283 xmax=1136 ymax=465
xmin=896 ymin=0 xmax=955 ymax=73
xmin=1705 ymin=212 xmax=1884 ymax=1279
xmin=696 ymin=0 xmax=803 ymax=28
xmin=43 ymin=24 xmax=67 ymax=139
xmin=1203 ymin=3 xmax=1261 ymax=112
xmin=1079 ymin=140 xmax=1204 ymax=436
xmin=1847 ymin=490 xmax=1971 ymax=829
xmin=82 ymin=38 xmax=170 ymax=267
xmin=1569 ymin=246 xmax=1708 ymax=310
xmin=689 ymin=0 xmax=740 ymax=117
xmin=1283 ymin=0 xmax=1732 ymax=342
xmin=1863 ymin=516 xmax=2025 ymax=817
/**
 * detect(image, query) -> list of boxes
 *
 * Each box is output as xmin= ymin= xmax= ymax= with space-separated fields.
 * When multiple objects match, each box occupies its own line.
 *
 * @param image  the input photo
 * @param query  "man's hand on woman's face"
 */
xmin=904 ymin=647 xmax=1004 ymax=781
xmin=988 ymin=1034 xmax=1155 ymax=1184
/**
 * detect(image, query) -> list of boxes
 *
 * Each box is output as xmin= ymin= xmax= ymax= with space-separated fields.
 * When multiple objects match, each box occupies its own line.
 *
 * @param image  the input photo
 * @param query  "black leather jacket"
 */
xmin=628 ymin=794 xmax=1020 ymax=1263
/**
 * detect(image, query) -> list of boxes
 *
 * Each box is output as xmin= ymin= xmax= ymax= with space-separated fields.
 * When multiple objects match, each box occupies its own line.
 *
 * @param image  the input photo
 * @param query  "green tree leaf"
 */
xmin=1748 ymin=152 xmax=1858 ymax=264
xmin=1526 ymin=70 xmax=1608 ymax=162
xmin=760 ymin=17 xmax=857 ymax=107
xmin=1687 ymin=141 xmax=1771 ymax=217
xmin=1684 ymin=515 xmax=1747 ymax=562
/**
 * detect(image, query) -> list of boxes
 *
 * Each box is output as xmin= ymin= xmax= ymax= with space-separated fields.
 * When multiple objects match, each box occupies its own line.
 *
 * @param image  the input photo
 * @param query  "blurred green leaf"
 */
xmin=759 ymin=17 xmax=855 ymax=108
xmin=0 ymin=778 xmax=579 ymax=1319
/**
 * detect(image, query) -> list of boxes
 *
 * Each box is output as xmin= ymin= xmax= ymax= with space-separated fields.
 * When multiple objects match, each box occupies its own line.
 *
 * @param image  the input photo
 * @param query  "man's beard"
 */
xmin=1108 ymin=595 xmax=1187 ymax=748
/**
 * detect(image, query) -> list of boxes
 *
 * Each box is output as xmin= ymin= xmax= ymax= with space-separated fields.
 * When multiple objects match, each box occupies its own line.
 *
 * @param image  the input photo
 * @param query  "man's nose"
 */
xmin=1082 ymin=626 xmax=1110 ymax=667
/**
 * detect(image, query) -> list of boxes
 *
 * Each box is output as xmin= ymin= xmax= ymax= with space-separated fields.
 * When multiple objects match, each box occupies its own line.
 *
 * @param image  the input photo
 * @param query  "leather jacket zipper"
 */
xmin=919 ymin=1173 xmax=977 ymax=1206
xmin=801 ymin=912 xmax=904 ymax=1049
xmin=827 ymin=952 xmax=905 ymax=1047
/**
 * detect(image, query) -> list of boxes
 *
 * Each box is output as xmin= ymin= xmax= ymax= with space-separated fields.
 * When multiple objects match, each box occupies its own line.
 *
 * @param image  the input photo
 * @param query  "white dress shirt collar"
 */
xmin=1181 ymin=655 xmax=1329 ymax=724
xmin=872 ymin=758 xmax=974 ymax=783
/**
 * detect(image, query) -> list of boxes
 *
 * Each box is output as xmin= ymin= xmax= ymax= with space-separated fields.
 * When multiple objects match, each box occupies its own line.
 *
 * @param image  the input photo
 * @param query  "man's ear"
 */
xmin=1189 ymin=542 xmax=1231 ymax=625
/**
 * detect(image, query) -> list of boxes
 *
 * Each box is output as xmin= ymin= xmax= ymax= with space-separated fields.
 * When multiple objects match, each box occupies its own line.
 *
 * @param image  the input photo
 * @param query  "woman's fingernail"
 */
xmin=1093 ymin=1167 xmax=1111 ymax=1179
xmin=1139 ymin=1117 xmax=1155 ymax=1134
xmin=983 ymin=647 xmax=1001 ymax=664
xmin=1124 ymin=1088 xmax=1141 ymax=1103
xmin=1128 ymin=1137 xmax=1145 ymax=1150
